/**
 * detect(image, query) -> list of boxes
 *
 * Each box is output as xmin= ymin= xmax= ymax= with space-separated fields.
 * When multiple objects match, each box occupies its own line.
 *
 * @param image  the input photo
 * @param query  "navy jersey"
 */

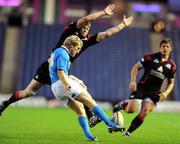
xmin=49 ymin=47 xmax=70 ymax=84
xmin=138 ymin=52 xmax=176 ymax=92
xmin=53 ymin=21 xmax=98 ymax=63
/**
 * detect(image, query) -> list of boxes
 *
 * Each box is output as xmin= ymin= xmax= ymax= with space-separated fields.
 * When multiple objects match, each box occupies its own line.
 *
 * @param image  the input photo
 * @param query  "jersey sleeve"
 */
xmin=56 ymin=53 xmax=68 ymax=72
xmin=139 ymin=54 xmax=152 ymax=68
xmin=63 ymin=21 xmax=78 ymax=33
xmin=168 ymin=63 xmax=176 ymax=78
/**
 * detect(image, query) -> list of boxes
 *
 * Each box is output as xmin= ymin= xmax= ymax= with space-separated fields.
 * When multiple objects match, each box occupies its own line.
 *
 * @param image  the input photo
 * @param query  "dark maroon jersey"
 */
xmin=53 ymin=21 xmax=98 ymax=63
xmin=138 ymin=52 xmax=176 ymax=92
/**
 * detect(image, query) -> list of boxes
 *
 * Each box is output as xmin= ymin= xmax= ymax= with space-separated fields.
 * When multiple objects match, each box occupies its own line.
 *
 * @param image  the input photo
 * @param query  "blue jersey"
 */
xmin=49 ymin=47 xmax=70 ymax=84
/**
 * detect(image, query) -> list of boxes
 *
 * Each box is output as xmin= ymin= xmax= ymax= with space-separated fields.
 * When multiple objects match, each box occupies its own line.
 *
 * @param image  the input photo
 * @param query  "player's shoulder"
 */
xmin=148 ymin=52 xmax=161 ymax=58
xmin=170 ymin=58 xmax=176 ymax=66
xmin=54 ymin=47 xmax=68 ymax=55
xmin=142 ymin=53 xmax=154 ymax=61
xmin=64 ymin=21 xmax=77 ymax=29
xmin=147 ymin=52 xmax=161 ymax=60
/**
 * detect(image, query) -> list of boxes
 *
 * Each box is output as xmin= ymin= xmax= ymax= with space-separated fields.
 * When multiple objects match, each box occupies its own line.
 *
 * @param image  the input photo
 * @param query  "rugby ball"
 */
xmin=111 ymin=111 xmax=124 ymax=126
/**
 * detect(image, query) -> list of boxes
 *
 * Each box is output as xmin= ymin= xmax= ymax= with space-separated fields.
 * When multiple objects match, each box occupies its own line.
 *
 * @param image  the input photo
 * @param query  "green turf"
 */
xmin=0 ymin=107 xmax=180 ymax=144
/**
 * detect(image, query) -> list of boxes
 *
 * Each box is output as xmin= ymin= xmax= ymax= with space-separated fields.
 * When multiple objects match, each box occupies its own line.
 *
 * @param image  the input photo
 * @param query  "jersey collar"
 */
xmin=61 ymin=45 xmax=70 ymax=54
xmin=75 ymin=32 xmax=88 ymax=40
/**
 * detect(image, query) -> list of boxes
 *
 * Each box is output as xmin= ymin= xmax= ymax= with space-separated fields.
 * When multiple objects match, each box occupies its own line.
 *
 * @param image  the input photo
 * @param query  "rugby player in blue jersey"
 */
xmin=49 ymin=35 xmax=123 ymax=141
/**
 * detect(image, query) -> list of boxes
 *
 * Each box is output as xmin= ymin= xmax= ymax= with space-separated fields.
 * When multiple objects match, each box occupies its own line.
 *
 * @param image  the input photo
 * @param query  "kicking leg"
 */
xmin=75 ymin=91 xmax=122 ymax=132
xmin=84 ymin=105 xmax=102 ymax=128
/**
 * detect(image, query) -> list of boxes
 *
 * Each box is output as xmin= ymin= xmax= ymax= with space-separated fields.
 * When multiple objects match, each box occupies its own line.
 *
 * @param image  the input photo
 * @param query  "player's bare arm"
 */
xmin=76 ymin=4 xmax=115 ymax=28
xmin=159 ymin=78 xmax=175 ymax=101
xmin=96 ymin=15 xmax=134 ymax=42
xmin=57 ymin=70 xmax=71 ymax=94
xmin=129 ymin=62 xmax=142 ymax=91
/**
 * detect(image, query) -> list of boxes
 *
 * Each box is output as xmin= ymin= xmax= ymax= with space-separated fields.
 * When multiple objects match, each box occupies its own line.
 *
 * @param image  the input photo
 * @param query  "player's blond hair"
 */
xmin=63 ymin=35 xmax=83 ymax=48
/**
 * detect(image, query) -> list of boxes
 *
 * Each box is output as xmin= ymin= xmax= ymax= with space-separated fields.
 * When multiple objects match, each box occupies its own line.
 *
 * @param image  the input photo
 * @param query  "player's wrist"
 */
xmin=103 ymin=10 xmax=108 ymax=16
xmin=130 ymin=80 xmax=136 ymax=84
xmin=118 ymin=23 xmax=126 ymax=30
xmin=162 ymin=92 xmax=167 ymax=98
xmin=123 ymin=22 xmax=126 ymax=27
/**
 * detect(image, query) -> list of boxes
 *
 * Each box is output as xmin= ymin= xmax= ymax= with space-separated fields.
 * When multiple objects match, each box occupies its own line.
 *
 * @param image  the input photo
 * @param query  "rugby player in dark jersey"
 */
xmin=112 ymin=38 xmax=176 ymax=136
xmin=0 ymin=4 xmax=134 ymax=125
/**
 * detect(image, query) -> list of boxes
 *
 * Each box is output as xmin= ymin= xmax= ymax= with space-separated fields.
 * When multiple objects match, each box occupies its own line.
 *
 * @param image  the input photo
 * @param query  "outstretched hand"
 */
xmin=123 ymin=15 xmax=134 ymax=27
xmin=104 ymin=4 xmax=115 ymax=15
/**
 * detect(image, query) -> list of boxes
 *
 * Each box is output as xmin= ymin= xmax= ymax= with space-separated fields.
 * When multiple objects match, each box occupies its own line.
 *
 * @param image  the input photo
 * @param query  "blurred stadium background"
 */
xmin=0 ymin=0 xmax=180 ymax=111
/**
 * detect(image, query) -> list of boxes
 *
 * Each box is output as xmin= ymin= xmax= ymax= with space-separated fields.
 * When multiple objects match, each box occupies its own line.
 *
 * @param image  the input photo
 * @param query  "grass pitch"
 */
xmin=0 ymin=107 xmax=180 ymax=144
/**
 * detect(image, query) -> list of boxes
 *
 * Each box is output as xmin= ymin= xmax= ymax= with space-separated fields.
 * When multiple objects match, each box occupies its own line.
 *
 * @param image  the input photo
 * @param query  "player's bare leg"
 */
xmin=124 ymin=99 xmax=139 ymax=113
xmin=76 ymin=91 xmax=101 ymax=128
xmin=68 ymin=99 xmax=86 ymax=116
xmin=124 ymin=99 xmax=155 ymax=136
xmin=69 ymin=75 xmax=98 ymax=125
xmin=89 ymin=99 xmax=137 ymax=128
xmin=0 ymin=79 xmax=43 ymax=115
xmin=75 ymin=90 xmax=123 ymax=132
xmin=67 ymin=99 xmax=97 ymax=141
xmin=113 ymin=99 xmax=138 ymax=113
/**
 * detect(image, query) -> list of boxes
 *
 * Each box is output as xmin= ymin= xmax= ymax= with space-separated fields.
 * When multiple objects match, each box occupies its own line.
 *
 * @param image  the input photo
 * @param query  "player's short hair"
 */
xmin=85 ymin=22 xmax=91 ymax=27
xmin=63 ymin=35 xmax=83 ymax=48
xmin=81 ymin=22 xmax=91 ymax=30
xmin=160 ymin=37 xmax=173 ymax=49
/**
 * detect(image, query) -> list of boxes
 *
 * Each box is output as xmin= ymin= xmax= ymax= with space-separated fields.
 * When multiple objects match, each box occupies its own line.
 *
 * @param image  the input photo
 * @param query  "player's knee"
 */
xmin=124 ymin=108 xmax=135 ymax=113
xmin=73 ymin=102 xmax=86 ymax=116
xmin=78 ymin=102 xmax=85 ymax=110
xmin=125 ymin=102 xmax=138 ymax=113
xmin=124 ymin=105 xmax=136 ymax=113
xmin=79 ymin=93 xmax=97 ymax=110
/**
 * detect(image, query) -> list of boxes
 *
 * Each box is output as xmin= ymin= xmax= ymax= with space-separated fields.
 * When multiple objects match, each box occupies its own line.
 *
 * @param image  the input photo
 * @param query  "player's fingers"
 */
xmin=107 ymin=4 xmax=112 ymax=9
xmin=65 ymin=86 xmax=71 ymax=96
